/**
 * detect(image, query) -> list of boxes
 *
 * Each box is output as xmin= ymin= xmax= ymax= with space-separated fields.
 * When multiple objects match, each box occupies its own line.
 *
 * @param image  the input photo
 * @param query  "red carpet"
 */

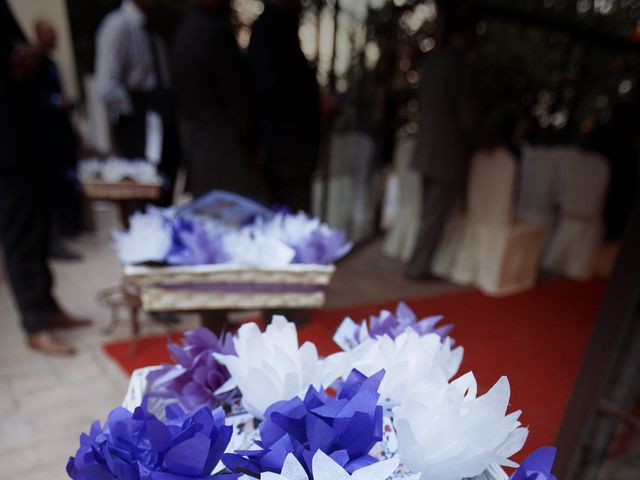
xmin=103 ymin=278 xmax=605 ymax=460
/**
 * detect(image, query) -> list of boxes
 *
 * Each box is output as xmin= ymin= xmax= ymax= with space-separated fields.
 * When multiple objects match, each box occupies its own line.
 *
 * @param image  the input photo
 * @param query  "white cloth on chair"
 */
xmin=442 ymin=147 xmax=543 ymax=295
xmin=383 ymin=136 xmax=423 ymax=261
xmin=542 ymin=148 xmax=610 ymax=279
xmin=516 ymin=146 xmax=559 ymax=246
xmin=313 ymin=132 xmax=376 ymax=242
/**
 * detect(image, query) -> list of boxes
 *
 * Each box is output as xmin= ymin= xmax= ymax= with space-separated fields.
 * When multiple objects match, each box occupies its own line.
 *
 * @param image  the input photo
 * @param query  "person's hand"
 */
xmin=10 ymin=42 xmax=43 ymax=81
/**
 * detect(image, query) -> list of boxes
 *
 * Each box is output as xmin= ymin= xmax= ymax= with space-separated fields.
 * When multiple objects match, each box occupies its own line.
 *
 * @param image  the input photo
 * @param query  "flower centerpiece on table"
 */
xmin=114 ymin=207 xmax=351 ymax=267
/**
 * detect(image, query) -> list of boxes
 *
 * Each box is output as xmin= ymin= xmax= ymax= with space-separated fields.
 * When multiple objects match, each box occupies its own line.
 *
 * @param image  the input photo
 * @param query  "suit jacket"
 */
xmin=172 ymin=5 xmax=264 ymax=199
xmin=412 ymin=45 xmax=479 ymax=185
xmin=248 ymin=5 xmax=320 ymax=179
xmin=0 ymin=0 xmax=47 ymax=175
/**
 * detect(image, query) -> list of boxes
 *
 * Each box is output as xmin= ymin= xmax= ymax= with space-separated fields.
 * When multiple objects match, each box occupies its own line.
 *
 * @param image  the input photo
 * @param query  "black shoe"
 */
xmin=404 ymin=269 xmax=440 ymax=281
xmin=49 ymin=244 xmax=83 ymax=261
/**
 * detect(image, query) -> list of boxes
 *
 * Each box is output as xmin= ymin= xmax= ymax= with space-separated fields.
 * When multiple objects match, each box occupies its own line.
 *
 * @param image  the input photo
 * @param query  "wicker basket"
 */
xmin=82 ymin=179 xmax=162 ymax=201
xmin=124 ymin=264 xmax=336 ymax=312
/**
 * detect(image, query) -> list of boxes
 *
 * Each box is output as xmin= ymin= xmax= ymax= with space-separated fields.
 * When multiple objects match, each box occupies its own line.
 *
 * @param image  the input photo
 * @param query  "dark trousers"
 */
xmin=405 ymin=178 xmax=457 ymax=278
xmin=0 ymin=176 xmax=59 ymax=334
xmin=266 ymin=175 xmax=312 ymax=213
xmin=112 ymin=90 xmax=180 ymax=206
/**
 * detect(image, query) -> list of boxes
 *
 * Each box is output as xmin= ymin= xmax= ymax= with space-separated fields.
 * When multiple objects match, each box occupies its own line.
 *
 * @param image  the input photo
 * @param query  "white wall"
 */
xmin=7 ymin=0 xmax=80 ymax=100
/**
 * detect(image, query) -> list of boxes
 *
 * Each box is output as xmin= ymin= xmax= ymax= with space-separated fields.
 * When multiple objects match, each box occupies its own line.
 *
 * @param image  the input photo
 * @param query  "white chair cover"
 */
xmin=449 ymin=148 xmax=516 ymax=285
xmin=517 ymin=146 xmax=559 ymax=246
xmin=542 ymin=148 xmax=611 ymax=279
xmin=313 ymin=132 xmax=376 ymax=242
xmin=383 ymin=136 xmax=423 ymax=261
xmin=443 ymin=148 xmax=543 ymax=295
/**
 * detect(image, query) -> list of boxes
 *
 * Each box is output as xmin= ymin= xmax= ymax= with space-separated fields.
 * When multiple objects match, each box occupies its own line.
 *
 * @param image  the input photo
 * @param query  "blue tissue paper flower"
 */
xmin=147 ymin=327 xmax=236 ymax=411
xmin=367 ymin=302 xmax=452 ymax=340
xmin=167 ymin=217 xmax=229 ymax=265
xmin=66 ymin=402 xmax=236 ymax=480
xmin=334 ymin=302 xmax=453 ymax=351
xmin=509 ymin=447 xmax=557 ymax=480
xmin=222 ymin=369 xmax=384 ymax=479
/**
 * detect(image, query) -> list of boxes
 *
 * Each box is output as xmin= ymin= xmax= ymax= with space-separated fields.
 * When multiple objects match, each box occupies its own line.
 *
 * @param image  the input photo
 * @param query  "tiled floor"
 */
xmin=0 ymin=204 xmax=452 ymax=480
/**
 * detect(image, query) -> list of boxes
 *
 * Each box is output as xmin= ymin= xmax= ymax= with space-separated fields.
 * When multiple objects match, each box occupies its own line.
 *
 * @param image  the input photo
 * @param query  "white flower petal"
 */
xmin=394 ymin=374 xmax=527 ymax=480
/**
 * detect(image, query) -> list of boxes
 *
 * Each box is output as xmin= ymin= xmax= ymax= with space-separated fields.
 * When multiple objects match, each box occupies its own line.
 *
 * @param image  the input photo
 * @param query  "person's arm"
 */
xmin=95 ymin=19 xmax=132 ymax=118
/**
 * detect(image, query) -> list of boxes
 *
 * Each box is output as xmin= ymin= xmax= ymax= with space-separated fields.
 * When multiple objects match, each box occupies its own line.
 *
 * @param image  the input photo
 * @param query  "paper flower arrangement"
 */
xmin=147 ymin=327 xmax=236 ymax=410
xmin=393 ymin=372 xmax=528 ymax=480
xmin=114 ymin=206 xmax=351 ymax=267
xmin=66 ymin=402 xmax=234 ymax=480
xmin=68 ymin=308 xmax=558 ymax=480
xmin=333 ymin=302 xmax=453 ymax=350
xmin=326 ymin=329 xmax=463 ymax=408
xmin=223 ymin=369 xmax=385 ymax=477
xmin=214 ymin=316 xmax=340 ymax=418
xmin=260 ymin=451 xmax=414 ymax=480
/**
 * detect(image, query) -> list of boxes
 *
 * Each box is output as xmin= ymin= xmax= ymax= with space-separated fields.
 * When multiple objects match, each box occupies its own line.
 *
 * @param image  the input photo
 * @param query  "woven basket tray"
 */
xmin=82 ymin=179 xmax=162 ymax=200
xmin=124 ymin=264 xmax=336 ymax=311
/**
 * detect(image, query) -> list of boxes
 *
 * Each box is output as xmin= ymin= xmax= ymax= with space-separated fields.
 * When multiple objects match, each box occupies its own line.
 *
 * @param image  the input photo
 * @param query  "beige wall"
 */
xmin=7 ymin=0 xmax=79 ymax=100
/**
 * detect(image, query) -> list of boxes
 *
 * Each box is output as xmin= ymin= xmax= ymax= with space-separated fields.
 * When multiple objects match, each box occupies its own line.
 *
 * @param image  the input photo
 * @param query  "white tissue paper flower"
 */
xmin=259 ymin=211 xmax=321 ymax=244
xmin=258 ymin=451 xmax=417 ymax=480
xmin=222 ymin=229 xmax=296 ymax=268
xmin=113 ymin=209 xmax=173 ymax=264
xmin=80 ymin=157 xmax=161 ymax=183
xmin=325 ymin=329 xmax=463 ymax=408
xmin=393 ymin=372 xmax=528 ymax=480
xmin=214 ymin=316 xmax=340 ymax=418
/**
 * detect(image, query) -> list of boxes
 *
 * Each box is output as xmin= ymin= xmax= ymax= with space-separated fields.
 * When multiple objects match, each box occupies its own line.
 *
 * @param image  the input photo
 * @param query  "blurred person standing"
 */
xmin=172 ymin=0 xmax=267 ymax=200
xmin=0 ymin=1 xmax=90 ymax=356
xmin=95 ymin=0 xmax=179 ymax=203
xmin=34 ymin=20 xmax=84 ymax=260
xmin=248 ymin=0 xmax=320 ymax=212
xmin=405 ymin=1 xmax=479 ymax=280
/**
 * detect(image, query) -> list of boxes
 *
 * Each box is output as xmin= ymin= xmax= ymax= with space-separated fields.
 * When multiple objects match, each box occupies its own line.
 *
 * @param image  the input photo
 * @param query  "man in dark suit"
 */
xmin=248 ymin=0 xmax=320 ymax=212
xmin=405 ymin=2 xmax=479 ymax=279
xmin=0 ymin=1 xmax=89 ymax=355
xmin=172 ymin=0 xmax=267 ymax=201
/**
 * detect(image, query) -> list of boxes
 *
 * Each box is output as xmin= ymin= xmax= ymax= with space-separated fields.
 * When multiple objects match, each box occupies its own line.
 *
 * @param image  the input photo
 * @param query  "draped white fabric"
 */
xmin=313 ymin=132 xmax=377 ymax=244
xmin=541 ymin=147 xmax=610 ymax=279
xmin=383 ymin=136 xmax=423 ymax=261
xmin=382 ymin=138 xmax=613 ymax=291
xmin=441 ymin=148 xmax=544 ymax=295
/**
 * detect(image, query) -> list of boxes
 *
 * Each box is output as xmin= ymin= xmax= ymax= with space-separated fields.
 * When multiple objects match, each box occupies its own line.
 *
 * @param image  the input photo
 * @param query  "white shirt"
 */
xmin=95 ymin=0 xmax=170 ymax=119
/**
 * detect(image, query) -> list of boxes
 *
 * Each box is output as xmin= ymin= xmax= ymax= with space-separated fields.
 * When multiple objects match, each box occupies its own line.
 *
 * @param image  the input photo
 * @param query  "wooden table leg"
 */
xmin=122 ymin=282 xmax=143 ymax=358
xmin=129 ymin=303 xmax=140 ymax=358
xmin=200 ymin=310 xmax=230 ymax=335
